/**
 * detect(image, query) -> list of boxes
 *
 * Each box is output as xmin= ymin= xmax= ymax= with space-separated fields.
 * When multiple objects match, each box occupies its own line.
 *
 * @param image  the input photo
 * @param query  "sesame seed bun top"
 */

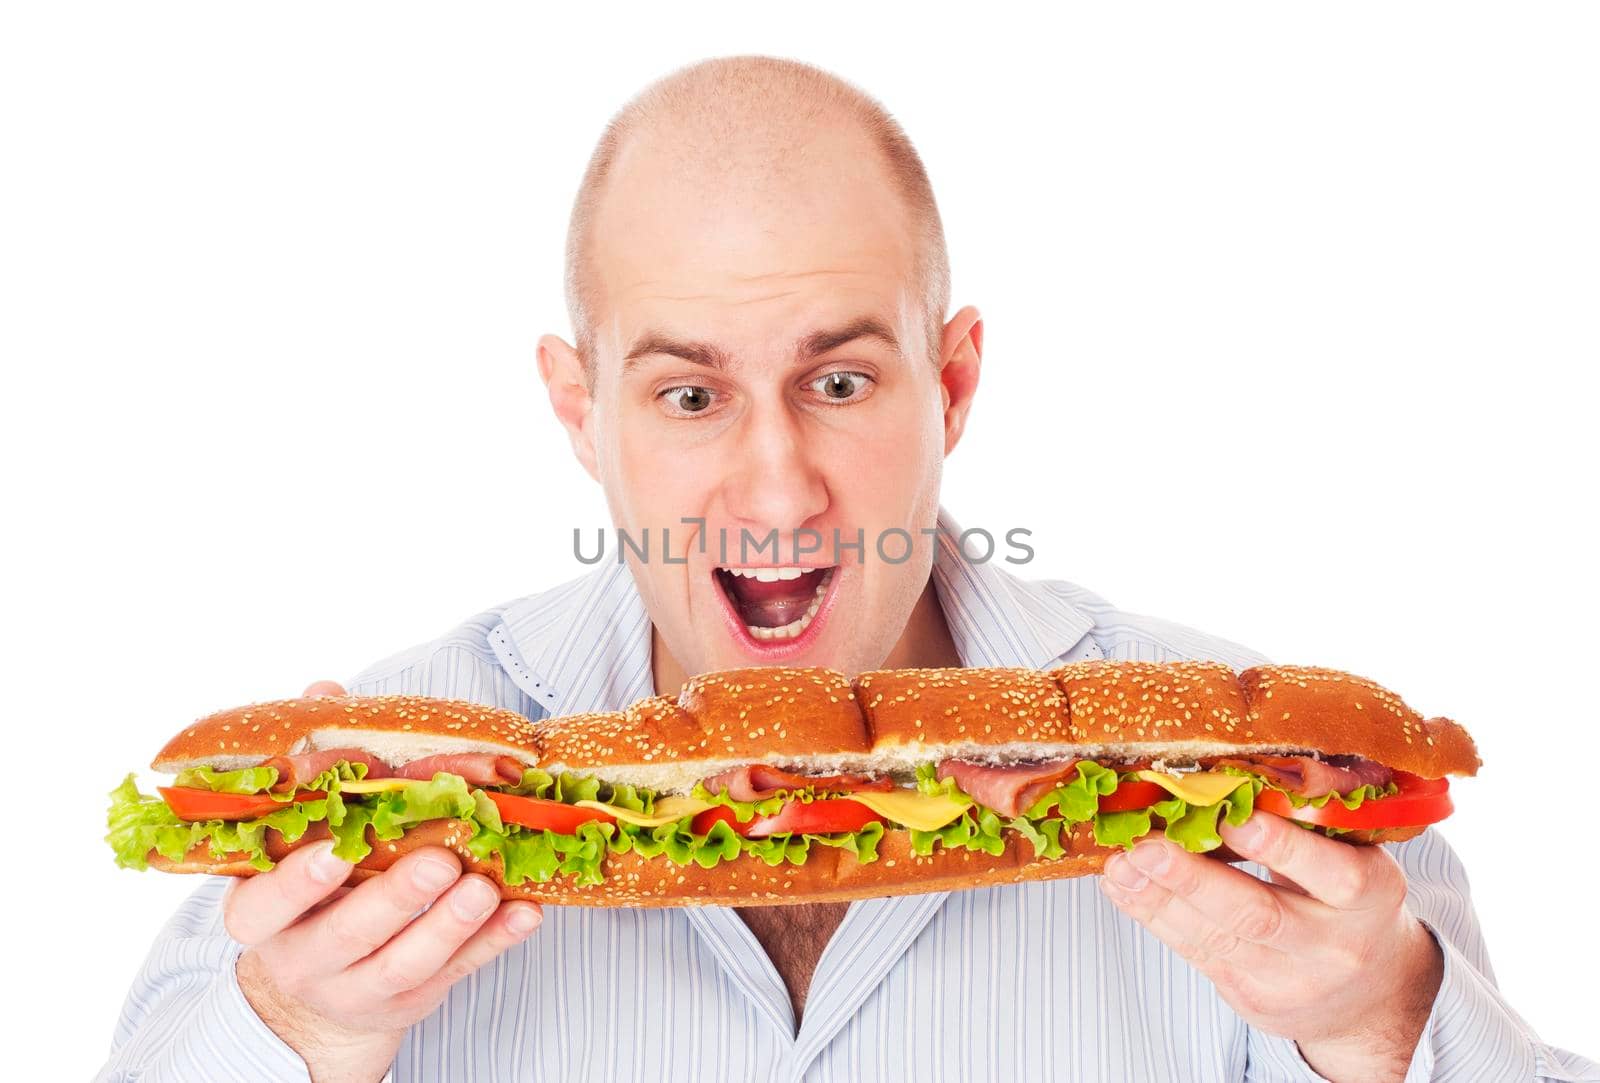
xmin=1240 ymin=665 xmax=1481 ymax=776
xmin=1052 ymin=660 xmax=1251 ymax=743
xmin=150 ymin=695 xmax=542 ymax=774
xmin=147 ymin=662 xmax=1480 ymax=790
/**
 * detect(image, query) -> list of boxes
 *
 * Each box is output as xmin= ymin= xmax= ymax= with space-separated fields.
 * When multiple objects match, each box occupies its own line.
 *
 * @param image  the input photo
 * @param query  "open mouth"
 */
xmin=713 ymin=565 xmax=838 ymax=643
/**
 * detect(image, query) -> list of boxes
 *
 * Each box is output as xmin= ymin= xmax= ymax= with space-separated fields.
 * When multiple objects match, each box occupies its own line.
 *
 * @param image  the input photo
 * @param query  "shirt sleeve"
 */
xmin=1244 ymin=829 xmax=1600 ymax=1081
xmin=94 ymin=876 xmax=315 ymax=1083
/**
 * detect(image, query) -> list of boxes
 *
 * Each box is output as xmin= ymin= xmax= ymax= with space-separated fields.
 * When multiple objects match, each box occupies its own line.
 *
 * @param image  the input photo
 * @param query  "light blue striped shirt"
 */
xmin=100 ymin=506 xmax=1599 ymax=1082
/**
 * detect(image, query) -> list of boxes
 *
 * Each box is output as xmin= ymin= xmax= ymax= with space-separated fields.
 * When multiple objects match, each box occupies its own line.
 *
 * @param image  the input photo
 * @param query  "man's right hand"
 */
xmin=225 ymin=682 xmax=544 ymax=1083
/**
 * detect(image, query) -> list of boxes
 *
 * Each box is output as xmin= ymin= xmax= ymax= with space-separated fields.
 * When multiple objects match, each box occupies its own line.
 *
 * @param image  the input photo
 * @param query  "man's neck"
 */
xmin=651 ymin=574 xmax=961 ymax=695
xmin=878 ymin=578 xmax=963 ymax=670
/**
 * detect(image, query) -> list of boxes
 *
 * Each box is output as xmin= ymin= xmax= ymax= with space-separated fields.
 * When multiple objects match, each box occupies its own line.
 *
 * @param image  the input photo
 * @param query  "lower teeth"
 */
xmin=745 ymin=570 xmax=830 ymax=641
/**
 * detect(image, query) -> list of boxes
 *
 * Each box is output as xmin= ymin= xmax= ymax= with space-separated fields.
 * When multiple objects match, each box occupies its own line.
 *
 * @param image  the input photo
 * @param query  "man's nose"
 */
xmin=723 ymin=402 xmax=829 ymax=537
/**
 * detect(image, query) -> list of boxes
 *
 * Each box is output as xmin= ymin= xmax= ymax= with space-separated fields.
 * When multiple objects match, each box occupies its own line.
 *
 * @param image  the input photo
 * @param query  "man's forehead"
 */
xmin=587 ymin=118 xmax=920 ymax=350
xmin=598 ymin=195 xmax=915 ymax=294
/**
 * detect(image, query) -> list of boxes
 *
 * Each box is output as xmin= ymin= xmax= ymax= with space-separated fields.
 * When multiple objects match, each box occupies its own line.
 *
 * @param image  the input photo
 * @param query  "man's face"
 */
xmin=574 ymin=118 xmax=954 ymax=679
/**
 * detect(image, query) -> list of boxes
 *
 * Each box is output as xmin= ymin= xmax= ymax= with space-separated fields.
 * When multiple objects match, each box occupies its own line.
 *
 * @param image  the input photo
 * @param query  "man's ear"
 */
xmin=936 ymin=305 xmax=983 ymax=457
xmin=537 ymin=334 xmax=601 ymax=482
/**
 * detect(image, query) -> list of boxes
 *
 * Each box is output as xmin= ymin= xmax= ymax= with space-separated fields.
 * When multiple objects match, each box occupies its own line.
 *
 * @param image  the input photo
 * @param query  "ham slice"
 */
xmin=1211 ymin=754 xmax=1392 ymax=798
xmin=264 ymin=748 xmax=392 ymax=792
xmin=936 ymin=758 xmax=1082 ymax=818
xmin=395 ymin=754 xmax=526 ymax=787
xmin=699 ymin=764 xmax=894 ymax=802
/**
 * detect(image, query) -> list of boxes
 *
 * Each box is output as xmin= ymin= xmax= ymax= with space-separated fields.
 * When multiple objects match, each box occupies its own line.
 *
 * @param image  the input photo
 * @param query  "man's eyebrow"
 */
xmin=621 ymin=335 xmax=733 ymax=374
xmin=621 ymin=316 xmax=902 ymax=376
xmin=794 ymin=316 xmax=902 ymax=361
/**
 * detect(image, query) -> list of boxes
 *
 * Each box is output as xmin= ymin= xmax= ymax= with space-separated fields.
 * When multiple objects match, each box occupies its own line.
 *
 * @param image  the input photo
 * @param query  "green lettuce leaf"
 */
xmin=606 ymin=809 xmax=887 ymax=872
xmin=1022 ymin=761 xmax=1120 ymax=822
xmin=1006 ymin=814 xmax=1066 ymax=859
xmin=1145 ymin=777 xmax=1258 ymax=853
xmin=299 ymin=760 xmax=371 ymax=796
xmin=107 ymin=775 xmax=192 ymax=870
xmin=1092 ymin=808 xmax=1154 ymax=849
xmin=1087 ymin=775 xmax=1260 ymax=853
xmin=368 ymin=775 xmax=477 ymax=838
xmin=809 ymin=819 xmax=886 ymax=863
xmin=742 ymin=832 xmax=812 ymax=867
xmin=327 ymin=802 xmax=375 ymax=861
xmin=467 ymin=818 xmax=618 ymax=886
xmin=688 ymin=780 xmax=786 ymax=821
xmin=1214 ymin=764 xmax=1394 ymax=809
xmin=908 ymin=802 xmax=1007 ymax=858
xmin=171 ymin=759 xmax=371 ymax=804
xmin=106 ymin=774 xmax=331 ymax=871
xmin=172 ymin=765 xmax=281 ymax=794
xmin=911 ymin=763 xmax=975 ymax=805
xmin=504 ymin=768 xmax=654 ymax=814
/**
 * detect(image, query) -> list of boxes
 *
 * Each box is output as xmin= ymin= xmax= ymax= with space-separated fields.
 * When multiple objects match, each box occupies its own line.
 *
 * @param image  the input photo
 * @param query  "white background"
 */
xmin=4 ymin=3 xmax=1597 ymax=1076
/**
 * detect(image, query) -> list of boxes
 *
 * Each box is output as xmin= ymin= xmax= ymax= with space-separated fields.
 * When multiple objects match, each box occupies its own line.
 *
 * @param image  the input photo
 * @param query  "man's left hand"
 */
xmin=1100 ymin=810 xmax=1444 ymax=1083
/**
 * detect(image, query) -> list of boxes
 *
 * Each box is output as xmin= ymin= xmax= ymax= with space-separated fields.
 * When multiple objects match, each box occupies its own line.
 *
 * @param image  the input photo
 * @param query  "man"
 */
xmin=101 ymin=56 xmax=1597 ymax=1083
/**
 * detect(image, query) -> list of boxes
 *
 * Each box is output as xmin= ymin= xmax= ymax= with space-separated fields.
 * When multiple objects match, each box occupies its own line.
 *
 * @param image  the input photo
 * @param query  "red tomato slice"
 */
xmin=1097 ymin=780 xmax=1167 ymax=813
xmin=1392 ymin=771 xmax=1449 ymax=797
xmin=485 ymin=791 xmax=616 ymax=833
xmin=746 ymin=798 xmax=886 ymax=838
xmin=691 ymin=805 xmax=746 ymax=836
xmin=1254 ymin=773 xmax=1452 ymax=830
xmin=159 ymin=787 xmax=327 ymax=822
xmin=690 ymin=798 xmax=886 ymax=838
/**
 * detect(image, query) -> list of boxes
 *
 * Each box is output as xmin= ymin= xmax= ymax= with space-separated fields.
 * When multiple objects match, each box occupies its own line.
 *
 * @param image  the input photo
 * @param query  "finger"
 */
xmin=1219 ymin=812 xmax=1407 ymax=912
xmin=395 ymin=901 xmax=543 ymax=1010
xmin=223 ymin=840 xmax=355 ymax=946
xmin=1268 ymin=869 xmax=1311 ymax=896
xmin=327 ymin=874 xmax=505 ymax=1000
xmin=1105 ymin=840 xmax=1308 ymax=951
xmin=275 ymin=846 xmax=464 ymax=977
xmin=304 ymin=884 xmax=356 ymax=915
xmin=1100 ymin=864 xmax=1280 ymax=972
xmin=303 ymin=680 xmax=348 ymax=698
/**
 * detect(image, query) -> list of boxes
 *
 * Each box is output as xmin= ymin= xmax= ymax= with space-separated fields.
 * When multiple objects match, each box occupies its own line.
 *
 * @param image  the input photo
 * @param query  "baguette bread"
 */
xmin=133 ymin=662 xmax=1478 ymax=907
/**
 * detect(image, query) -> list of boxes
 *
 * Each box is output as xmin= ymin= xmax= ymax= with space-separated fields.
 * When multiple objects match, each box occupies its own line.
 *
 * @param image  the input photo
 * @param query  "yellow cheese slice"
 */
xmin=848 ymin=790 xmax=971 ymax=832
xmin=1131 ymin=770 xmax=1250 ymax=806
xmin=338 ymin=778 xmax=415 ymax=794
xmin=574 ymin=795 xmax=715 ymax=828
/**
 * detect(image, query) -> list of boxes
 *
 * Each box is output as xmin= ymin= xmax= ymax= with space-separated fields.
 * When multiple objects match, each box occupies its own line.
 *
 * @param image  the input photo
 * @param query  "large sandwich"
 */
xmin=106 ymin=661 xmax=1479 ymax=907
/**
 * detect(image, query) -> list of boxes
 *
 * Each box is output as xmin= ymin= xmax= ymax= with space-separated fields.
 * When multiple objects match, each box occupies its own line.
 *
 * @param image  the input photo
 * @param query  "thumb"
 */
xmin=302 ymin=680 xmax=348 ymax=698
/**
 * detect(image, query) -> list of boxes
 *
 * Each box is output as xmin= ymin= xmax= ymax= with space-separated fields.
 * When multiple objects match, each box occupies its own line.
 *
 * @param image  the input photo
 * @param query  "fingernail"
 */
xmin=506 ymin=904 xmax=542 ymax=936
xmin=413 ymin=857 xmax=460 ymax=892
xmin=1225 ymin=816 xmax=1265 ymax=850
xmin=450 ymin=878 xmax=498 ymax=922
xmin=308 ymin=842 xmax=352 ymax=884
xmin=1105 ymin=853 xmax=1149 ymax=891
xmin=1128 ymin=841 xmax=1171 ymax=876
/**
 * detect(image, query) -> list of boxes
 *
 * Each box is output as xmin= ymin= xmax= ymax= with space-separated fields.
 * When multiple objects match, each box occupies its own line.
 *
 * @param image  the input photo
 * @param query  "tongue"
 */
xmin=724 ymin=570 xmax=822 ymax=629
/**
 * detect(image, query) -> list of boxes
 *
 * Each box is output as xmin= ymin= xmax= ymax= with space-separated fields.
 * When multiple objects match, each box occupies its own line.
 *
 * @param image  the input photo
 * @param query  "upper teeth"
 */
xmin=722 ymin=567 xmax=810 ymax=582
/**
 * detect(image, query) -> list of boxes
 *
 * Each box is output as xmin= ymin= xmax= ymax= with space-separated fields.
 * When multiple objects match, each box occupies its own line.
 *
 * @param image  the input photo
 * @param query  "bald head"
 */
xmin=563 ymin=55 xmax=950 ymax=387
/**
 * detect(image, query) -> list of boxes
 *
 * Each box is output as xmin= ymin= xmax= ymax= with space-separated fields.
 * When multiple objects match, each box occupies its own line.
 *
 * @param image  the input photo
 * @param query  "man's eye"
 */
xmin=810 ymin=371 xmax=873 ymax=402
xmin=660 ymin=386 xmax=716 ymax=414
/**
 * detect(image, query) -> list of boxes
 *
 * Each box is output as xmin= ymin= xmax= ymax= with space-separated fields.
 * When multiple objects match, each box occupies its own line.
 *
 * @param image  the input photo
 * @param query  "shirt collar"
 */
xmin=926 ymin=504 xmax=1099 ymax=669
xmin=489 ymin=558 xmax=654 ymax=718
xmin=489 ymin=503 xmax=1098 ymax=716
